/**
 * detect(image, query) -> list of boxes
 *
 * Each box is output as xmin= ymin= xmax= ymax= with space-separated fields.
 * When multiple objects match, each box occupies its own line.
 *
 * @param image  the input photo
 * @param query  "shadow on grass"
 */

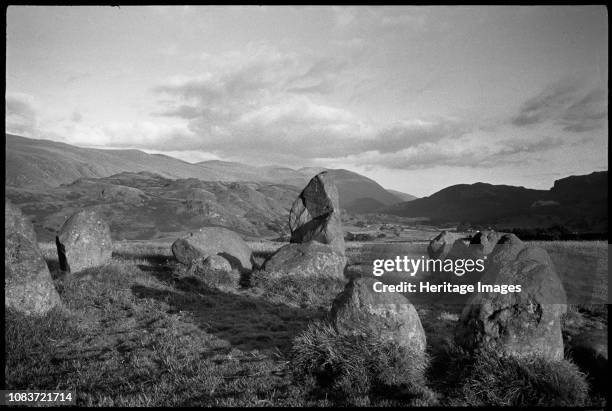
xmin=131 ymin=276 xmax=323 ymax=354
xmin=112 ymin=251 xmax=171 ymax=265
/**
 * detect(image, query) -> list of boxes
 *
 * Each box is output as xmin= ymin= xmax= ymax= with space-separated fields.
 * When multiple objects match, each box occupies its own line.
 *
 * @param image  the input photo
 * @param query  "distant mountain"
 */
xmin=6 ymin=134 xmax=227 ymax=187
xmin=381 ymin=171 xmax=608 ymax=233
xmin=385 ymin=189 xmax=417 ymax=202
xmin=5 ymin=134 xmax=412 ymax=214
xmin=322 ymin=169 xmax=406 ymax=211
xmin=195 ymin=160 xmax=309 ymax=187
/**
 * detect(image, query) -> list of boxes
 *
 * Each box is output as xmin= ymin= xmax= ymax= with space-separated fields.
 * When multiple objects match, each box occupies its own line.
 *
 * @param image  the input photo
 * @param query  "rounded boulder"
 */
xmin=56 ymin=209 xmax=113 ymax=273
xmin=330 ymin=277 xmax=427 ymax=353
xmin=262 ymin=241 xmax=347 ymax=279
xmin=5 ymin=232 xmax=62 ymax=315
xmin=5 ymin=200 xmax=37 ymax=245
xmin=455 ymin=234 xmax=567 ymax=361
xmin=172 ymin=227 xmax=253 ymax=272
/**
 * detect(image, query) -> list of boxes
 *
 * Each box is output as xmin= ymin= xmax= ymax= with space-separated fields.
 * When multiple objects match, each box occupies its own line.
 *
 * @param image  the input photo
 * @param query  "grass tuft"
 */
xmin=450 ymin=348 xmax=590 ymax=406
xmin=290 ymin=321 xmax=435 ymax=406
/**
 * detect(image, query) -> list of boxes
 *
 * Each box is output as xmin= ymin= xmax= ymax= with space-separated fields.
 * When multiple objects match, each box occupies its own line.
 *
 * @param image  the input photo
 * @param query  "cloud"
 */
xmin=148 ymin=43 xmax=480 ymax=166
xmin=337 ymin=135 xmax=565 ymax=170
xmin=511 ymin=78 xmax=607 ymax=132
xmin=71 ymin=111 xmax=83 ymax=123
xmin=332 ymin=6 xmax=430 ymax=32
xmin=368 ymin=119 xmax=465 ymax=153
xmin=151 ymin=43 xmax=573 ymax=170
xmin=560 ymin=87 xmax=607 ymax=132
xmin=5 ymin=93 xmax=38 ymax=136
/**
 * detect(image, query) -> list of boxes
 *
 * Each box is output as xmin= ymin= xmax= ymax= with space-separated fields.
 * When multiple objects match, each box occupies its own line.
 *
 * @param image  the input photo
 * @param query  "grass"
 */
xmin=290 ymin=321 xmax=436 ymax=406
xmin=5 ymin=239 xmax=608 ymax=406
xmin=248 ymin=270 xmax=346 ymax=310
xmin=427 ymin=343 xmax=596 ymax=407
xmin=6 ymin=245 xmax=319 ymax=406
xmin=456 ymin=350 xmax=590 ymax=406
xmin=530 ymin=241 xmax=608 ymax=306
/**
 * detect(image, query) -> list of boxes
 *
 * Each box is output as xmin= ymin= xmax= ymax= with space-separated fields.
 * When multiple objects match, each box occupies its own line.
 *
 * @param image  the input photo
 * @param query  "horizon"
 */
xmin=7 ymin=132 xmax=605 ymax=196
xmin=6 ymin=6 xmax=608 ymax=197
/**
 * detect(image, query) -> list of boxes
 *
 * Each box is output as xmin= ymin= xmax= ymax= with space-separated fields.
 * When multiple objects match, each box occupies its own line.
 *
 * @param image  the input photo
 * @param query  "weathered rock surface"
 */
xmin=446 ymin=237 xmax=475 ymax=260
xmin=56 ymin=209 xmax=113 ymax=273
xmin=5 ymin=232 xmax=61 ymax=315
xmin=427 ymin=231 xmax=461 ymax=259
xmin=330 ymin=277 xmax=427 ymax=353
xmin=455 ymin=234 xmax=567 ymax=360
xmin=172 ymin=227 xmax=253 ymax=272
xmin=429 ymin=230 xmax=507 ymax=261
xmin=468 ymin=229 xmax=506 ymax=256
xmin=201 ymin=255 xmax=232 ymax=272
xmin=263 ymin=242 xmax=347 ymax=279
xmin=289 ymin=171 xmax=345 ymax=254
xmin=187 ymin=255 xmax=240 ymax=288
xmin=5 ymin=200 xmax=37 ymax=244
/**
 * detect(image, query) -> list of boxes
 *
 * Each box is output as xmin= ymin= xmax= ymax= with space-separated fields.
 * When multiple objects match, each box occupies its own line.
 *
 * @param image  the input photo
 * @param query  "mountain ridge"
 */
xmin=381 ymin=171 xmax=608 ymax=233
xmin=5 ymin=134 xmax=415 ymax=213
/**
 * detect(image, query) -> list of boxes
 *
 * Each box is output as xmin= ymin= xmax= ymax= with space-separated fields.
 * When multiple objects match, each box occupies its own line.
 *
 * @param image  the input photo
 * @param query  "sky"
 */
xmin=6 ymin=6 xmax=608 ymax=197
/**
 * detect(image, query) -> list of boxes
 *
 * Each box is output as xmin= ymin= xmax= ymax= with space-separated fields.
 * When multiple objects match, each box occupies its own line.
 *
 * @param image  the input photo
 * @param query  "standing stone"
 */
xmin=5 ymin=233 xmax=61 ymax=315
xmin=5 ymin=200 xmax=37 ymax=244
xmin=455 ymin=234 xmax=567 ymax=361
xmin=263 ymin=241 xmax=347 ymax=279
xmin=172 ymin=227 xmax=253 ymax=272
xmin=289 ymin=171 xmax=345 ymax=254
xmin=427 ymin=231 xmax=460 ymax=259
xmin=56 ymin=209 xmax=113 ymax=273
xmin=468 ymin=230 xmax=506 ymax=257
xmin=331 ymin=277 xmax=427 ymax=353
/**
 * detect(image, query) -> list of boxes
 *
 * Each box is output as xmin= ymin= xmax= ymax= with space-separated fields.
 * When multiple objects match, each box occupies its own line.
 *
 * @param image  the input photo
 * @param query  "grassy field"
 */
xmin=5 ymin=239 xmax=608 ymax=406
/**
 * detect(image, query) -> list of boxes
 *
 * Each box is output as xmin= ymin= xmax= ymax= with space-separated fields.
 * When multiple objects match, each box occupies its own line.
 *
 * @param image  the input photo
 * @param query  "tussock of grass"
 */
xmin=248 ymin=271 xmax=345 ymax=309
xmin=290 ymin=321 xmax=435 ymax=406
xmin=451 ymin=348 xmax=589 ymax=406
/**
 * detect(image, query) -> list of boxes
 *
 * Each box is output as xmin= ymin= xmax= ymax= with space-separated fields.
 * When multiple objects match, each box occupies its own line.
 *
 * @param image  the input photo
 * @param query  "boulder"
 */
xmin=172 ymin=227 xmax=253 ymax=272
xmin=455 ymin=234 xmax=567 ymax=361
xmin=187 ymin=255 xmax=240 ymax=288
xmin=56 ymin=209 xmax=113 ymax=273
xmin=431 ymin=230 xmax=506 ymax=261
xmin=5 ymin=200 xmax=37 ymax=244
xmin=289 ymin=171 xmax=345 ymax=254
xmin=263 ymin=241 xmax=347 ymax=279
xmin=429 ymin=237 xmax=486 ymax=305
xmin=5 ymin=232 xmax=61 ymax=315
xmin=330 ymin=277 xmax=427 ymax=353
xmin=201 ymin=255 xmax=232 ymax=272
xmin=468 ymin=230 xmax=506 ymax=256
xmin=446 ymin=237 xmax=475 ymax=260
xmin=427 ymin=231 xmax=460 ymax=259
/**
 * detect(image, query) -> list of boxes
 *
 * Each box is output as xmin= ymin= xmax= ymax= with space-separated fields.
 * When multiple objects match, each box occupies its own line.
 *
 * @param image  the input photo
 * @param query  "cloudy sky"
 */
xmin=6 ymin=6 xmax=608 ymax=197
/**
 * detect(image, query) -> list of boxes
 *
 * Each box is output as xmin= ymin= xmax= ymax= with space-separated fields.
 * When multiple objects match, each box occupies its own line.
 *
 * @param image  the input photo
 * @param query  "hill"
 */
xmin=6 ymin=171 xmax=301 ymax=241
xmin=5 ymin=134 xmax=413 ymax=214
xmin=385 ymin=189 xmax=417 ymax=202
xmin=381 ymin=171 xmax=608 ymax=233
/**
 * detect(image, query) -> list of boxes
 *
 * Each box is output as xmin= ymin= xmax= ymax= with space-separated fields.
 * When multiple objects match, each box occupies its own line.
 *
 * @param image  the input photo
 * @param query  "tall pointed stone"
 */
xmin=289 ymin=171 xmax=345 ymax=255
